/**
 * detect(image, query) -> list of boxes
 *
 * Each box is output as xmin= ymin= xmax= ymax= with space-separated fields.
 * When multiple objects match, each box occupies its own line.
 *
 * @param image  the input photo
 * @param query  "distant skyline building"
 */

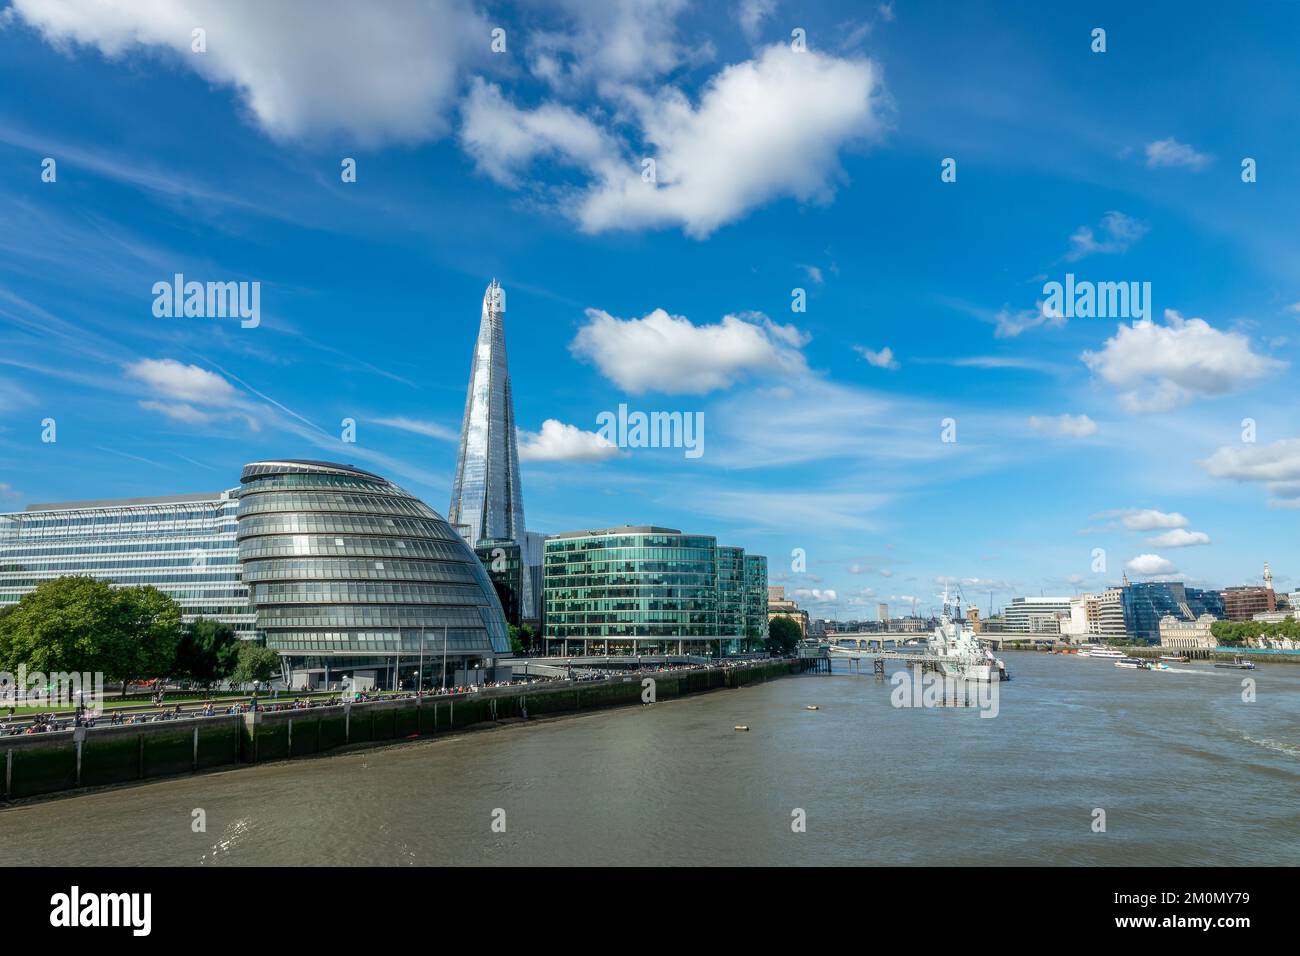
xmin=0 ymin=491 xmax=254 ymax=636
xmin=448 ymin=279 xmax=538 ymax=620
xmin=1121 ymin=581 xmax=1224 ymax=642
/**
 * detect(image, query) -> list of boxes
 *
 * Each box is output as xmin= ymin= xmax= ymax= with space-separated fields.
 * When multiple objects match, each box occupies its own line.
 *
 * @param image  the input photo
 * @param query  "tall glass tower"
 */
xmin=449 ymin=280 xmax=535 ymax=620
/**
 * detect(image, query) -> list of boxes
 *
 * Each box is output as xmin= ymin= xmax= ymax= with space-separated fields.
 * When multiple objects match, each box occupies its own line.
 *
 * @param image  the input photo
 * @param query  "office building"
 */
xmin=542 ymin=526 xmax=766 ymax=656
xmin=448 ymin=280 xmax=541 ymax=621
xmin=236 ymin=459 xmax=510 ymax=688
xmin=744 ymin=554 xmax=769 ymax=648
xmin=1159 ymin=613 xmax=1218 ymax=651
xmin=1003 ymin=596 xmax=1072 ymax=634
xmin=0 ymin=491 xmax=254 ymax=635
xmin=1121 ymin=581 xmax=1224 ymax=643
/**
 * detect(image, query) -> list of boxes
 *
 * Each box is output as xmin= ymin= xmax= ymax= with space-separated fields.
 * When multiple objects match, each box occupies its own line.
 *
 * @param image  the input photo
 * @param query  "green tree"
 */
xmin=108 ymin=585 xmax=183 ymax=692
xmin=767 ymin=616 xmax=802 ymax=655
xmin=231 ymin=642 xmax=281 ymax=687
xmin=508 ymin=623 xmax=525 ymax=656
xmin=0 ymin=576 xmax=121 ymax=675
xmin=173 ymin=618 xmax=241 ymax=686
xmin=0 ymin=577 xmax=183 ymax=694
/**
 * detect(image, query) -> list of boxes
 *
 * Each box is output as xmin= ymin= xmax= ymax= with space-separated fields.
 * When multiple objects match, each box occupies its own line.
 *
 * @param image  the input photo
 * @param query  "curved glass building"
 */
xmin=236 ymin=460 xmax=510 ymax=689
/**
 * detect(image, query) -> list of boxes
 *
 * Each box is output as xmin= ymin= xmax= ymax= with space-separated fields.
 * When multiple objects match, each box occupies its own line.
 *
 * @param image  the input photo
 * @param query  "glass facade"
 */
xmin=543 ymin=527 xmax=767 ymax=656
xmin=1121 ymin=582 xmax=1224 ymax=643
xmin=237 ymin=460 xmax=510 ymax=686
xmin=447 ymin=280 xmax=539 ymax=621
xmin=0 ymin=492 xmax=255 ymax=635
xmin=474 ymin=537 xmax=523 ymax=627
xmin=744 ymin=554 xmax=769 ymax=647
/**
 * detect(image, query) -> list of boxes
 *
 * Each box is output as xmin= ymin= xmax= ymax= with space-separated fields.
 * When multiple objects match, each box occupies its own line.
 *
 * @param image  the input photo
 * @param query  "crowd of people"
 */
xmin=0 ymin=658 xmax=778 ymax=737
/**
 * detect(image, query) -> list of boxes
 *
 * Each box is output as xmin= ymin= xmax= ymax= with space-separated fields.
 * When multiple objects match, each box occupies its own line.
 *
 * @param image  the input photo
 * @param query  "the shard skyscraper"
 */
xmin=449 ymin=280 xmax=540 ymax=621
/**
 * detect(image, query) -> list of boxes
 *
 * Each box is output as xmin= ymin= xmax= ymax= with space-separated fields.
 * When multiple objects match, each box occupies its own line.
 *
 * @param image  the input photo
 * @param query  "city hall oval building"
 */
xmin=236 ymin=460 xmax=510 ymax=690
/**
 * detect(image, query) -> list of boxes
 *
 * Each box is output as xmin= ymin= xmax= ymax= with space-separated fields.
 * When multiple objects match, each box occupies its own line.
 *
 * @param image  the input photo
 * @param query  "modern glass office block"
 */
xmin=0 ymin=491 xmax=255 ymax=636
xmin=237 ymin=460 xmax=510 ymax=688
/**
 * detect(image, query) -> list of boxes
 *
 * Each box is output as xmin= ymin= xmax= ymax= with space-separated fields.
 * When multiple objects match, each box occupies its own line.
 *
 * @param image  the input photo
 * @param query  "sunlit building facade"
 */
xmin=543 ymin=527 xmax=766 ymax=656
xmin=0 ymin=491 xmax=254 ymax=635
xmin=236 ymin=460 xmax=509 ymax=688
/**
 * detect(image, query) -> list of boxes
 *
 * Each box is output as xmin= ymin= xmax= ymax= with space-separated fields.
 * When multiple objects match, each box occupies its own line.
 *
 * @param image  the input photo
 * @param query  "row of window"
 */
xmin=241 ymin=558 xmax=481 ymax=584
xmin=237 ymin=514 xmax=456 ymax=540
xmin=238 ymin=492 xmax=433 ymax=519
xmin=0 ymin=538 xmax=236 ymax=556
xmin=0 ymin=556 xmax=239 ymax=574
xmin=250 ymin=582 xmax=486 ymax=605
xmin=545 ymin=536 xmax=717 ymax=552
xmin=239 ymin=535 xmax=471 ymax=562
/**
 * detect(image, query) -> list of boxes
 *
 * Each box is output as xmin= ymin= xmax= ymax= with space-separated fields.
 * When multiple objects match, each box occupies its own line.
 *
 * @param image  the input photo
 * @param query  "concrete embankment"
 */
xmin=1005 ymin=645 xmax=1300 ymax=664
xmin=1 ymin=659 xmax=801 ymax=802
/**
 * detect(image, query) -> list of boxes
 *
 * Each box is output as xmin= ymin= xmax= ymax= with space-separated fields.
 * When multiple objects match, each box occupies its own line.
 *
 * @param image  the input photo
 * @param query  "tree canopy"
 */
xmin=767 ymin=616 xmax=803 ymax=654
xmin=0 ymin=576 xmax=183 ymax=685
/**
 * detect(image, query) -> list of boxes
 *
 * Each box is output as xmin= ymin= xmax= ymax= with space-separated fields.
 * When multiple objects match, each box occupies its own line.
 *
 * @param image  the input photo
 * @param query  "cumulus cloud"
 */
xmin=1082 ymin=309 xmax=1285 ymax=412
xmin=8 ymin=0 xmax=487 ymax=143
xmin=571 ymin=307 xmax=808 ymax=394
xmin=855 ymin=345 xmax=898 ymax=369
xmin=1064 ymin=211 xmax=1148 ymax=261
xmin=517 ymin=419 xmax=621 ymax=462
xmin=1091 ymin=508 xmax=1189 ymax=531
xmin=1126 ymin=553 xmax=1177 ymax=576
xmin=1028 ymin=413 xmax=1097 ymax=438
xmin=579 ymin=45 xmax=882 ymax=237
xmin=467 ymin=44 xmax=884 ymax=238
xmin=1146 ymin=529 xmax=1211 ymax=548
xmin=1144 ymin=137 xmax=1210 ymax=170
xmin=459 ymin=78 xmax=618 ymax=188
xmin=1200 ymin=438 xmax=1300 ymax=508
xmin=793 ymin=587 xmax=838 ymax=604
xmin=526 ymin=0 xmax=704 ymax=90
xmin=125 ymin=358 xmax=237 ymax=405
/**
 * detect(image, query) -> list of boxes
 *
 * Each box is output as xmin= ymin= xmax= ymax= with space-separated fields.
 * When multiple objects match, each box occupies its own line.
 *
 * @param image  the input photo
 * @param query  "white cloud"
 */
xmin=1119 ymin=509 xmax=1189 ymax=531
xmin=1126 ymin=553 xmax=1177 ymax=576
xmin=799 ymin=264 xmax=825 ymax=285
xmin=1144 ymin=137 xmax=1211 ymax=170
xmin=579 ymin=45 xmax=883 ymax=237
xmin=459 ymin=78 xmax=617 ymax=188
xmin=1090 ymin=508 xmax=1189 ymax=532
xmin=125 ymin=358 xmax=236 ymax=405
xmin=1200 ymin=438 xmax=1300 ymax=508
xmin=1028 ymin=413 xmax=1097 ymax=438
xmin=571 ymin=308 xmax=808 ymax=394
xmin=855 ymin=345 xmax=899 ymax=369
xmin=517 ymin=419 xmax=621 ymax=462
xmin=526 ymin=0 xmax=703 ymax=90
xmin=470 ymin=44 xmax=884 ymax=238
xmin=994 ymin=301 xmax=1064 ymax=338
xmin=737 ymin=0 xmax=777 ymax=41
xmin=0 ymin=483 xmax=20 ymax=500
xmin=793 ymin=587 xmax=838 ymax=604
xmin=1065 ymin=211 xmax=1148 ymax=261
xmin=1082 ymin=309 xmax=1285 ymax=412
xmin=1146 ymin=529 xmax=1211 ymax=548
xmin=8 ymin=0 xmax=487 ymax=144
xmin=370 ymin=416 xmax=459 ymax=442
xmin=126 ymin=359 xmax=265 ymax=431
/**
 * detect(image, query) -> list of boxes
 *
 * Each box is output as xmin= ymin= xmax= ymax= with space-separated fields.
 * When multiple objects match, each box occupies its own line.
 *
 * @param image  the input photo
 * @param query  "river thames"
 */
xmin=2 ymin=652 xmax=1297 ymax=865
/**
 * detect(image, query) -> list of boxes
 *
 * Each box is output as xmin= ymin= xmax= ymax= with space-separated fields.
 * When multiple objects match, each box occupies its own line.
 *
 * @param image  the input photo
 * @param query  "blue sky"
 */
xmin=1 ymin=0 xmax=1298 ymax=619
